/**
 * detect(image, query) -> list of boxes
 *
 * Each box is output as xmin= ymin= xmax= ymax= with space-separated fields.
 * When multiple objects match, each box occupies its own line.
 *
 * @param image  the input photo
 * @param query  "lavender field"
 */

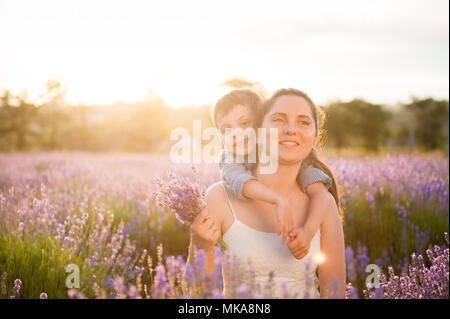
xmin=0 ymin=152 xmax=448 ymax=299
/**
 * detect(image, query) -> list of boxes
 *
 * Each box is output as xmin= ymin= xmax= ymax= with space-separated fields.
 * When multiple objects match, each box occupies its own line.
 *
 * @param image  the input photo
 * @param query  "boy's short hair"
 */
xmin=211 ymin=89 xmax=263 ymax=128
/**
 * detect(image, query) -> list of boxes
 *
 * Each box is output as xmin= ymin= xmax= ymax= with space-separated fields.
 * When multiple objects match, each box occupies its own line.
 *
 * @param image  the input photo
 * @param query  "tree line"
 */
xmin=0 ymin=79 xmax=448 ymax=153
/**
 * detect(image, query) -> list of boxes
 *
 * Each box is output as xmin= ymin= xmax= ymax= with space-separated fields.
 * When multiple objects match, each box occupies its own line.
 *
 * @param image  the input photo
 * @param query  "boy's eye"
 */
xmin=240 ymin=120 xmax=251 ymax=127
xmin=273 ymin=118 xmax=283 ymax=123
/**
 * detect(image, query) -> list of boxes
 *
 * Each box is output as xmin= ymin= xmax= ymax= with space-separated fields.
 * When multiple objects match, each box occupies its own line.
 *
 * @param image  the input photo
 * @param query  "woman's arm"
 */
xmin=186 ymin=209 xmax=218 ymax=276
xmin=182 ymin=210 xmax=218 ymax=296
xmin=184 ymin=183 xmax=225 ymax=276
xmin=317 ymin=193 xmax=346 ymax=299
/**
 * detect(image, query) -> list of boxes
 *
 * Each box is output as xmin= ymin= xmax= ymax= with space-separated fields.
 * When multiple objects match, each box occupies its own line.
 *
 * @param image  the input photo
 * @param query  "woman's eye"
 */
xmin=241 ymin=121 xmax=251 ymax=127
xmin=300 ymin=121 xmax=310 ymax=126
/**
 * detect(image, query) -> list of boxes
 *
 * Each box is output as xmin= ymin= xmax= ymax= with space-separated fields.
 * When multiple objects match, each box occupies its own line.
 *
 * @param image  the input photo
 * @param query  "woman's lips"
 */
xmin=279 ymin=140 xmax=300 ymax=149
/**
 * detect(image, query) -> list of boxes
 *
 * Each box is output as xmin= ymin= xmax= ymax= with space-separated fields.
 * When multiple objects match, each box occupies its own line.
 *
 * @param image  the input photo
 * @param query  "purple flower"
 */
xmin=364 ymin=233 xmax=449 ymax=299
xmin=345 ymin=283 xmax=359 ymax=299
xmin=211 ymin=289 xmax=223 ymax=299
xmin=153 ymin=166 xmax=205 ymax=225
xmin=236 ymin=284 xmax=248 ymax=298
xmin=154 ymin=264 xmax=172 ymax=297
xmin=356 ymin=244 xmax=370 ymax=278
xmin=345 ymin=246 xmax=357 ymax=282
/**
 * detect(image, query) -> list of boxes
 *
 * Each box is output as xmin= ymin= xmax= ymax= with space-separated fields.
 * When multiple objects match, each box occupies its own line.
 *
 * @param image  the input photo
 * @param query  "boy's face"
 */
xmin=216 ymin=104 xmax=257 ymax=156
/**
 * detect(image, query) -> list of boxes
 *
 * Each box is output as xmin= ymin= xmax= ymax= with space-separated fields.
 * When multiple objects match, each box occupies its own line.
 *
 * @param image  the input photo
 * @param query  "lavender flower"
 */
xmin=153 ymin=166 xmax=206 ymax=225
xmin=364 ymin=233 xmax=449 ymax=299
xmin=12 ymin=279 xmax=22 ymax=296
xmin=345 ymin=246 xmax=357 ymax=282
xmin=345 ymin=283 xmax=359 ymax=299
xmin=0 ymin=153 xmax=447 ymax=299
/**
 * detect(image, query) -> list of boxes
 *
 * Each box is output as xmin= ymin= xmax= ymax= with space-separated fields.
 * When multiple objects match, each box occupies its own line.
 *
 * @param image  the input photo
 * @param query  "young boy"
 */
xmin=212 ymin=89 xmax=332 ymax=258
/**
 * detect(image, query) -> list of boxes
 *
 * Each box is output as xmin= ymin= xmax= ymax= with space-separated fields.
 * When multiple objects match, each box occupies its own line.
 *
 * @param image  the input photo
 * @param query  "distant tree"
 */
xmin=39 ymin=78 xmax=69 ymax=150
xmin=0 ymin=90 xmax=40 ymax=150
xmin=323 ymin=99 xmax=391 ymax=151
xmin=322 ymin=102 xmax=353 ymax=150
xmin=354 ymin=100 xmax=391 ymax=151
xmin=404 ymin=98 xmax=449 ymax=151
xmin=1 ymin=79 xmax=447 ymax=154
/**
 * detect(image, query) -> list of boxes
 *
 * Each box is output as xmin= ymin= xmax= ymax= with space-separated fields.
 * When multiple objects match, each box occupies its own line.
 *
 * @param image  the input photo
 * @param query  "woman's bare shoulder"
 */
xmin=205 ymin=181 xmax=228 ymax=202
xmin=205 ymin=181 xmax=224 ymax=197
xmin=204 ymin=182 xmax=229 ymax=221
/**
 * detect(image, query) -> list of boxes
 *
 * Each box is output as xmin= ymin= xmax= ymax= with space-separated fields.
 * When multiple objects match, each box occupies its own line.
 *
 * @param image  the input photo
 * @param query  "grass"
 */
xmin=0 ymin=234 xmax=86 ymax=299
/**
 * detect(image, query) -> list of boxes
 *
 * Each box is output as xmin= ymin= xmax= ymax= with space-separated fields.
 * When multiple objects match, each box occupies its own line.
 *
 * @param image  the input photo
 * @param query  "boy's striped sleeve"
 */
xmin=298 ymin=164 xmax=332 ymax=194
xmin=219 ymin=149 xmax=255 ymax=200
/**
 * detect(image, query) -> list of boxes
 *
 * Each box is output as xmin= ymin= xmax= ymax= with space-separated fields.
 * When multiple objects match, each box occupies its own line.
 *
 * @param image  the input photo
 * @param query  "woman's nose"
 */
xmin=283 ymin=122 xmax=298 ymax=136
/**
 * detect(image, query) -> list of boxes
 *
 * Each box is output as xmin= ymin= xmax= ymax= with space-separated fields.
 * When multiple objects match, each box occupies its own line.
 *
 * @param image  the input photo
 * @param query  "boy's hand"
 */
xmin=286 ymin=228 xmax=313 ymax=259
xmin=274 ymin=196 xmax=294 ymax=244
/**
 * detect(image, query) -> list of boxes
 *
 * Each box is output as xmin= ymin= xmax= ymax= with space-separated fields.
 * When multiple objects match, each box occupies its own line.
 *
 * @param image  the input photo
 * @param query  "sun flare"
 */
xmin=314 ymin=251 xmax=326 ymax=264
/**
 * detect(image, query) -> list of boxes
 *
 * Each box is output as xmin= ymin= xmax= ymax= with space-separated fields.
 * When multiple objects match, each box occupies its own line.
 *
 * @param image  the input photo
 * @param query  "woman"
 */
xmin=187 ymin=88 xmax=346 ymax=298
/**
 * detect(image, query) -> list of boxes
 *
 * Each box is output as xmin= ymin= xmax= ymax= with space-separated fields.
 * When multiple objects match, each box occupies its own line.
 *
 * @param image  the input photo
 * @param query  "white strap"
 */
xmin=221 ymin=181 xmax=237 ymax=221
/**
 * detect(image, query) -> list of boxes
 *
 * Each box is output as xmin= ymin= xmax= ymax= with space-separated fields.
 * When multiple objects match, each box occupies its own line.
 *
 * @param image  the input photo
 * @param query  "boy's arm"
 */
xmin=220 ymin=150 xmax=292 ymax=242
xmin=219 ymin=149 xmax=256 ymax=200
xmin=220 ymin=149 xmax=282 ymax=204
xmin=241 ymin=179 xmax=283 ymax=204
xmin=302 ymin=182 xmax=331 ymax=239
xmin=241 ymin=180 xmax=292 ymax=244
xmin=289 ymin=182 xmax=331 ymax=259
xmin=220 ymin=153 xmax=285 ymax=205
xmin=289 ymin=165 xmax=333 ymax=258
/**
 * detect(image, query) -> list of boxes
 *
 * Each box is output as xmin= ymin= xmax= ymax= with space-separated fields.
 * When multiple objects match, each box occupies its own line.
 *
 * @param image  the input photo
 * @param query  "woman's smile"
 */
xmin=279 ymin=139 xmax=300 ymax=149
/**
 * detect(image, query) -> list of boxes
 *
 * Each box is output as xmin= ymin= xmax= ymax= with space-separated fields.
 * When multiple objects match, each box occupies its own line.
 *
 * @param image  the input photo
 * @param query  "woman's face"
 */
xmin=260 ymin=95 xmax=317 ymax=165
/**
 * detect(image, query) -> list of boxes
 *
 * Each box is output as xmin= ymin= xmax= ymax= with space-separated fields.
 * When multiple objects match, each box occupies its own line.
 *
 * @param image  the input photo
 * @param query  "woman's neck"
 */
xmin=255 ymin=161 xmax=302 ymax=197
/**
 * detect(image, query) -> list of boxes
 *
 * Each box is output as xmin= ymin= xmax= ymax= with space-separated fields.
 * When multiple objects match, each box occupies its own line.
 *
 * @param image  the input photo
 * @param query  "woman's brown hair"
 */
xmin=258 ymin=88 xmax=343 ymax=222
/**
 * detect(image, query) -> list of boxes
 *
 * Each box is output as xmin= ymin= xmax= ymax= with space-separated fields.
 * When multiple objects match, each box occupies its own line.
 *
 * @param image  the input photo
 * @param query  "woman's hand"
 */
xmin=190 ymin=206 xmax=220 ymax=253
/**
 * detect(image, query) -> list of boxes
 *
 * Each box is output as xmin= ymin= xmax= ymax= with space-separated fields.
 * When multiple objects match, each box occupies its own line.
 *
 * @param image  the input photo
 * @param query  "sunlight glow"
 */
xmin=314 ymin=252 xmax=326 ymax=264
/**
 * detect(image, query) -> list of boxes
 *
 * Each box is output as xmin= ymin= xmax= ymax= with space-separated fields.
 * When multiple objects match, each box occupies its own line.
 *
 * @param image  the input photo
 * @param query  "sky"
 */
xmin=0 ymin=0 xmax=448 ymax=107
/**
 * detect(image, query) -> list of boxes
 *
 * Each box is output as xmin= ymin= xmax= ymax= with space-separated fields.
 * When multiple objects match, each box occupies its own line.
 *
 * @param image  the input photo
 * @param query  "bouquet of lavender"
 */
xmin=153 ymin=166 xmax=206 ymax=225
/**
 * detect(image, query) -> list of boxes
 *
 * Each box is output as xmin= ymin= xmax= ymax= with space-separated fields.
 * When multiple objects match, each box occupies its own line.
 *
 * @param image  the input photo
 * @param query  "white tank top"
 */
xmin=220 ymin=182 xmax=321 ymax=299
